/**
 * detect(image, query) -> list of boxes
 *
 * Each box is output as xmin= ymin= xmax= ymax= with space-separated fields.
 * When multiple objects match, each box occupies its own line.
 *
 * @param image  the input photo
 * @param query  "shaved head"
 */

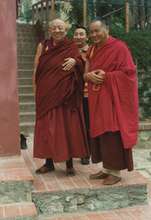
xmin=49 ymin=18 xmax=68 ymax=30
xmin=89 ymin=20 xmax=109 ymax=45
xmin=48 ymin=18 xmax=68 ymax=42
xmin=90 ymin=20 xmax=109 ymax=33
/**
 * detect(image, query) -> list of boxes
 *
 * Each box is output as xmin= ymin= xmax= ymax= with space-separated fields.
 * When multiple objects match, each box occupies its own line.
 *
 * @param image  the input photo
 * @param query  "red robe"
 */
xmin=87 ymin=36 xmax=138 ymax=149
xmin=34 ymin=37 xmax=89 ymax=161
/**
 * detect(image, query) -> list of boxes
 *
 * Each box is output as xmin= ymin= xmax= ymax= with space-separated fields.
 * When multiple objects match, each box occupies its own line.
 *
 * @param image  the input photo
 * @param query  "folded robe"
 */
xmin=87 ymin=36 xmax=139 ymax=149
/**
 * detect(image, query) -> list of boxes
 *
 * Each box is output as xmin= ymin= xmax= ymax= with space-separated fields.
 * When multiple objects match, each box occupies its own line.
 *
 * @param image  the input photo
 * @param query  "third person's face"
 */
xmin=89 ymin=21 xmax=108 ymax=45
xmin=73 ymin=28 xmax=87 ymax=47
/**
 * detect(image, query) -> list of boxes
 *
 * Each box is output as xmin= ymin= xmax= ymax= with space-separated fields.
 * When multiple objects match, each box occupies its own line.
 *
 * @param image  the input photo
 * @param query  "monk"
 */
xmin=73 ymin=26 xmax=90 ymax=165
xmin=33 ymin=19 xmax=89 ymax=176
xmin=84 ymin=20 xmax=138 ymax=185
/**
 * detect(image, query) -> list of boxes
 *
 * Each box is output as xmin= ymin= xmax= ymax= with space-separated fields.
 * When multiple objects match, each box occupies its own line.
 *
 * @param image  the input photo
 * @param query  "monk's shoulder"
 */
xmin=113 ymin=38 xmax=129 ymax=52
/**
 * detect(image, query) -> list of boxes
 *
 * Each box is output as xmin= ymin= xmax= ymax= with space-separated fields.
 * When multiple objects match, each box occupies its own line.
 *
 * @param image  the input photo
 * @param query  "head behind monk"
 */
xmin=48 ymin=18 xmax=68 ymax=43
xmin=73 ymin=26 xmax=88 ymax=48
xmin=89 ymin=20 xmax=109 ymax=45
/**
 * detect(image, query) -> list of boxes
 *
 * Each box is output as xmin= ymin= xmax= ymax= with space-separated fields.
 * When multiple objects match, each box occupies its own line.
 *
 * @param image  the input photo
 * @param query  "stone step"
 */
xmin=17 ymin=35 xmax=37 ymax=41
xmin=18 ymin=69 xmax=33 ymax=77
xmin=17 ymin=48 xmax=36 ymax=55
xmin=0 ymin=156 xmax=33 ymax=204
xmin=0 ymin=202 xmax=37 ymax=220
xmin=17 ymin=38 xmax=37 ymax=44
xmin=39 ymin=204 xmax=151 ymax=220
xmin=17 ymin=43 xmax=37 ymax=49
xmin=17 ymin=55 xmax=35 ymax=63
xmin=19 ymin=93 xmax=34 ymax=103
xmin=17 ymin=23 xmax=35 ymax=29
xmin=18 ymin=64 xmax=34 ymax=70
xmin=20 ymin=122 xmax=35 ymax=134
xmin=32 ymin=168 xmax=148 ymax=217
xmin=19 ymin=85 xmax=33 ymax=94
xmin=20 ymin=112 xmax=35 ymax=123
xmin=17 ymin=48 xmax=36 ymax=54
xmin=18 ymin=62 xmax=34 ymax=69
xmin=18 ymin=77 xmax=33 ymax=86
xmin=17 ymin=27 xmax=36 ymax=32
xmin=20 ymin=102 xmax=35 ymax=112
xmin=17 ymin=29 xmax=36 ymax=34
xmin=18 ymin=51 xmax=35 ymax=56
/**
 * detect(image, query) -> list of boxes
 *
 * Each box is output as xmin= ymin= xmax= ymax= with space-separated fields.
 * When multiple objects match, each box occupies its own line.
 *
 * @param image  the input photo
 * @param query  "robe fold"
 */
xmin=87 ymin=36 xmax=139 ymax=149
xmin=35 ymin=38 xmax=84 ymax=119
xmin=34 ymin=37 xmax=89 ymax=161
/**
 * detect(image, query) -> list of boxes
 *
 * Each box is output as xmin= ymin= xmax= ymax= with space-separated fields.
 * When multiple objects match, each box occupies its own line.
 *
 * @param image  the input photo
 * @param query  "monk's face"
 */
xmin=49 ymin=19 xmax=67 ymax=42
xmin=73 ymin=28 xmax=88 ymax=47
xmin=89 ymin=21 xmax=108 ymax=45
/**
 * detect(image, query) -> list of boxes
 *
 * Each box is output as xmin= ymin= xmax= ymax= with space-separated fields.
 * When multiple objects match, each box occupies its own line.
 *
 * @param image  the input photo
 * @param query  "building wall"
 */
xmin=0 ymin=0 xmax=20 ymax=156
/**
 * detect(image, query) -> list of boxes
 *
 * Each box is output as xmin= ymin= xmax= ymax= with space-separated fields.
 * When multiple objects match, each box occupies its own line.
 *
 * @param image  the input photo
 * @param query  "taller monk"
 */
xmin=84 ymin=20 xmax=138 ymax=185
xmin=33 ymin=19 xmax=89 ymax=176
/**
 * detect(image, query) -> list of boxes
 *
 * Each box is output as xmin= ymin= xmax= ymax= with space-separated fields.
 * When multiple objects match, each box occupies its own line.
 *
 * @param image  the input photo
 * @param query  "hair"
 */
xmin=74 ymin=25 xmax=88 ymax=34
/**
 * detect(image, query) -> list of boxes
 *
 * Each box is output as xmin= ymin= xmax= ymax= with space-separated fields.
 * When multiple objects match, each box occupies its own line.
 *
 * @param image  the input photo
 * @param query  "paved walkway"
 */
xmin=20 ymin=134 xmax=151 ymax=220
xmin=20 ymin=134 xmax=151 ymax=192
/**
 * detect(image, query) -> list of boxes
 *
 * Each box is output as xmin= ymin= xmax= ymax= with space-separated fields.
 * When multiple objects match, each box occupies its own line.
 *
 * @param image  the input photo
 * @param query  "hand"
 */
xmin=86 ymin=69 xmax=106 ymax=85
xmin=62 ymin=58 xmax=76 ymax=71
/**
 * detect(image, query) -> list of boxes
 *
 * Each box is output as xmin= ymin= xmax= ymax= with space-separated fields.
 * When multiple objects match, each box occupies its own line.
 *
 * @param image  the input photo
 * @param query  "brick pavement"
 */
xmin=0 ymin=133 xmax=151 ymax=219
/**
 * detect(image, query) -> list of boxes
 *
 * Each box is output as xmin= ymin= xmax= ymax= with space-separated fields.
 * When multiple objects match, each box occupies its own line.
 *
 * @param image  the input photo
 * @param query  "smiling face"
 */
xmin=89 ymin=21 xmax=109 ymax=45
xmin=73 ymin=28 xmax=88 ymax=48
xmin=49 ymin=19 xmax=67 ymax=42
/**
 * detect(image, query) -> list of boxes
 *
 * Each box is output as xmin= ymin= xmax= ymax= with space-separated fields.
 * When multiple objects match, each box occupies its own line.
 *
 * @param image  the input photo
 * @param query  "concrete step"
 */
xmin=39 ymin=204 xmax=151 ymax=220
xmin=0 ymin=202 xmax=37 ymax=220
xmin=17 ymin=36 xmax=37 ymax=41
xmin=20 ymin=112 xmax=35 ymax=123
xmin=18 ymin=69 xmax=33 ymax=77
xmin=0 ymin=156 xmax=33 ymax=204
xmin=32 ymin=169 xmax=148 ymax=217
xmin=19 ymin=93 xmax=34 ymax=103
xmin=20 ymin=102 xmax=35 ymax=112
xmin=20 ymin=122 xmax=35 ymax=134
xmin=17 ymin=55 xmax=35 ymax=63
xmin=17 ymin=49 xmax=36 ymax=57
xmin=18 ymin=77 xmax=33 ymax=86
xmin=19 ymin=85 xmax=33 ymax=94
xmin=18 ymin=62 xmax=34 ymax=69
xmin=17 ymin=43 xmax=37 ymax=49
xmin=17 ymin=48 xmax=36 ymax=55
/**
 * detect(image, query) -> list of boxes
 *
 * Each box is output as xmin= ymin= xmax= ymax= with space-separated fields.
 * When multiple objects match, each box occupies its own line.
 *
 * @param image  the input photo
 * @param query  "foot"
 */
xmin=103 ymin=174 xmax=121 ymax=185
xmin=89 ymin=171 xmax=109 ymax=180
xmin=66 ymin=168 xmax=76 ymax=176
xmin=81 ymin=158 xmax=90 ymax=165
xmin=35 ymin=164 xmax=55 ymax=174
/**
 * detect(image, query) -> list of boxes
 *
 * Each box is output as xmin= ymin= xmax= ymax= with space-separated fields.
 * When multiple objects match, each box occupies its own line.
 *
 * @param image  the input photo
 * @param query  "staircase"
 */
xmin=17 ymin=23 xmax=38 ymax=135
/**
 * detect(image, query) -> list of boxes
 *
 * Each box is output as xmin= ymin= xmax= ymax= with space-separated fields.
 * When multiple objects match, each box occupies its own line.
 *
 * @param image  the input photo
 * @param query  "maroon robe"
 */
xmin=34 ymin=37 xmax=89 ymax=162
xmin=87 ymin=36 xmax=139 ymax=149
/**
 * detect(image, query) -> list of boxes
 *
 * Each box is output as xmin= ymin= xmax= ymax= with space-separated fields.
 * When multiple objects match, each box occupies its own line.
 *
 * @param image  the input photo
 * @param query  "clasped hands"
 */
xmin=62 ymin=58 xmax=76 ymax=71
xmin=85 ymin=69 xmax=106 ymax=85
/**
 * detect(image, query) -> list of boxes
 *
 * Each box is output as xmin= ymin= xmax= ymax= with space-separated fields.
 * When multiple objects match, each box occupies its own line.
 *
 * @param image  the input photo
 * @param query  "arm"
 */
xmin=32 ymin=43 xmax=43 ymax=94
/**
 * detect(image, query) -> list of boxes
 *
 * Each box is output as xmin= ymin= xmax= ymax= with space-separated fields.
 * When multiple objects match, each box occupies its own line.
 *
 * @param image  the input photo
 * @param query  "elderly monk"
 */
xmin=33 ymin=19 xmax=89 ymax=176
xmin=84 ymin=20 xmax=138 ymax=185
xmin=73 ymin=26 xmax=90 ymax=165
